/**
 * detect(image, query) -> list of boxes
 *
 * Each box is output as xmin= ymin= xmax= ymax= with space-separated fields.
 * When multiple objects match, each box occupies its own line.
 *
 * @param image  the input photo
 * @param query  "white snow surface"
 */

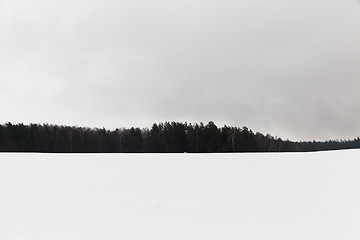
xmin=0 ymin=150 xmax=359 ymax=240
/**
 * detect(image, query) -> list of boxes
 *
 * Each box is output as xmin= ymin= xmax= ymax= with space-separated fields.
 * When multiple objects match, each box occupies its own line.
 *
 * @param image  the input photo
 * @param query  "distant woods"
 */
xmin=0 ymin=122 xmax=359 ymax=153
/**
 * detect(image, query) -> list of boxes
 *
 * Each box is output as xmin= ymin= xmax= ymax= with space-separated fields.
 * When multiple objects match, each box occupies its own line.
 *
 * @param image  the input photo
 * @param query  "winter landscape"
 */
xmin=1 ymin=150 xmax=359 ymax=240
xmin=1 ymin=0 xmax=360 ymax=239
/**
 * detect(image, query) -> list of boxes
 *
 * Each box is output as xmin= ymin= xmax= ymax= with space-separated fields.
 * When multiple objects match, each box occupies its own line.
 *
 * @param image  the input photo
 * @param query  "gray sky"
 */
xmin=1 ymin=0 xmax=360 ymax=141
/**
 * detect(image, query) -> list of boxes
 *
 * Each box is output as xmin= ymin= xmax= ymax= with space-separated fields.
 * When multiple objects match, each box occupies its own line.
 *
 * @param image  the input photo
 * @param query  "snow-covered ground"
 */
xmin=0 ymin=150 xmax=359 ymax=240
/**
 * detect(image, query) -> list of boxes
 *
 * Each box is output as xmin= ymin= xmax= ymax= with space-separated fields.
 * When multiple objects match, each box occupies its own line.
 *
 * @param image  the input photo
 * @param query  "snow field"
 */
xmin=0 ymin=150 xmax=359 ymax=239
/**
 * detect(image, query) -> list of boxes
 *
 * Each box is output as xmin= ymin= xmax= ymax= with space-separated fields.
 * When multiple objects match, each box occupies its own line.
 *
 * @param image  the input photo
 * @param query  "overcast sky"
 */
xmin=1 ymin=0 xmax=360 ymax=141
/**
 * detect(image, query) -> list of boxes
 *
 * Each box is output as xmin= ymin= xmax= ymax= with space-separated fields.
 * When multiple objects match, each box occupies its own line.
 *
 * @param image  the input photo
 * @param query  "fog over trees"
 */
xmin=0 ymin=122 xmax=359 ymax=153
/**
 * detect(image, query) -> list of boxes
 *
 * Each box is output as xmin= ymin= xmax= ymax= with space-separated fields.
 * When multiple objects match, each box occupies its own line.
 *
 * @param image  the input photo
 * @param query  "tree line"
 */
xmin=0 ymin=122 xmax=359 ymax=153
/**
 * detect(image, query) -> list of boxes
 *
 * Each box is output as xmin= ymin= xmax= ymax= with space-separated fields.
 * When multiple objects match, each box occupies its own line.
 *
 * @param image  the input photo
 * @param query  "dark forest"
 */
xmin=0 ymin=122 xmax=359 ymax=153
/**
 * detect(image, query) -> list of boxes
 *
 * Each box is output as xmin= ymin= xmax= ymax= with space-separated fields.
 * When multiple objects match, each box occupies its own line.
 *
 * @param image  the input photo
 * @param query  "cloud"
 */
xmin=0 ymin=0 xmax=359 ymax=140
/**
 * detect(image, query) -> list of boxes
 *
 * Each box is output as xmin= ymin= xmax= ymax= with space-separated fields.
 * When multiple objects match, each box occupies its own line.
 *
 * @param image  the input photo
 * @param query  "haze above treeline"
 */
xmin=0 ymin=122 xmax=359 ymax=153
